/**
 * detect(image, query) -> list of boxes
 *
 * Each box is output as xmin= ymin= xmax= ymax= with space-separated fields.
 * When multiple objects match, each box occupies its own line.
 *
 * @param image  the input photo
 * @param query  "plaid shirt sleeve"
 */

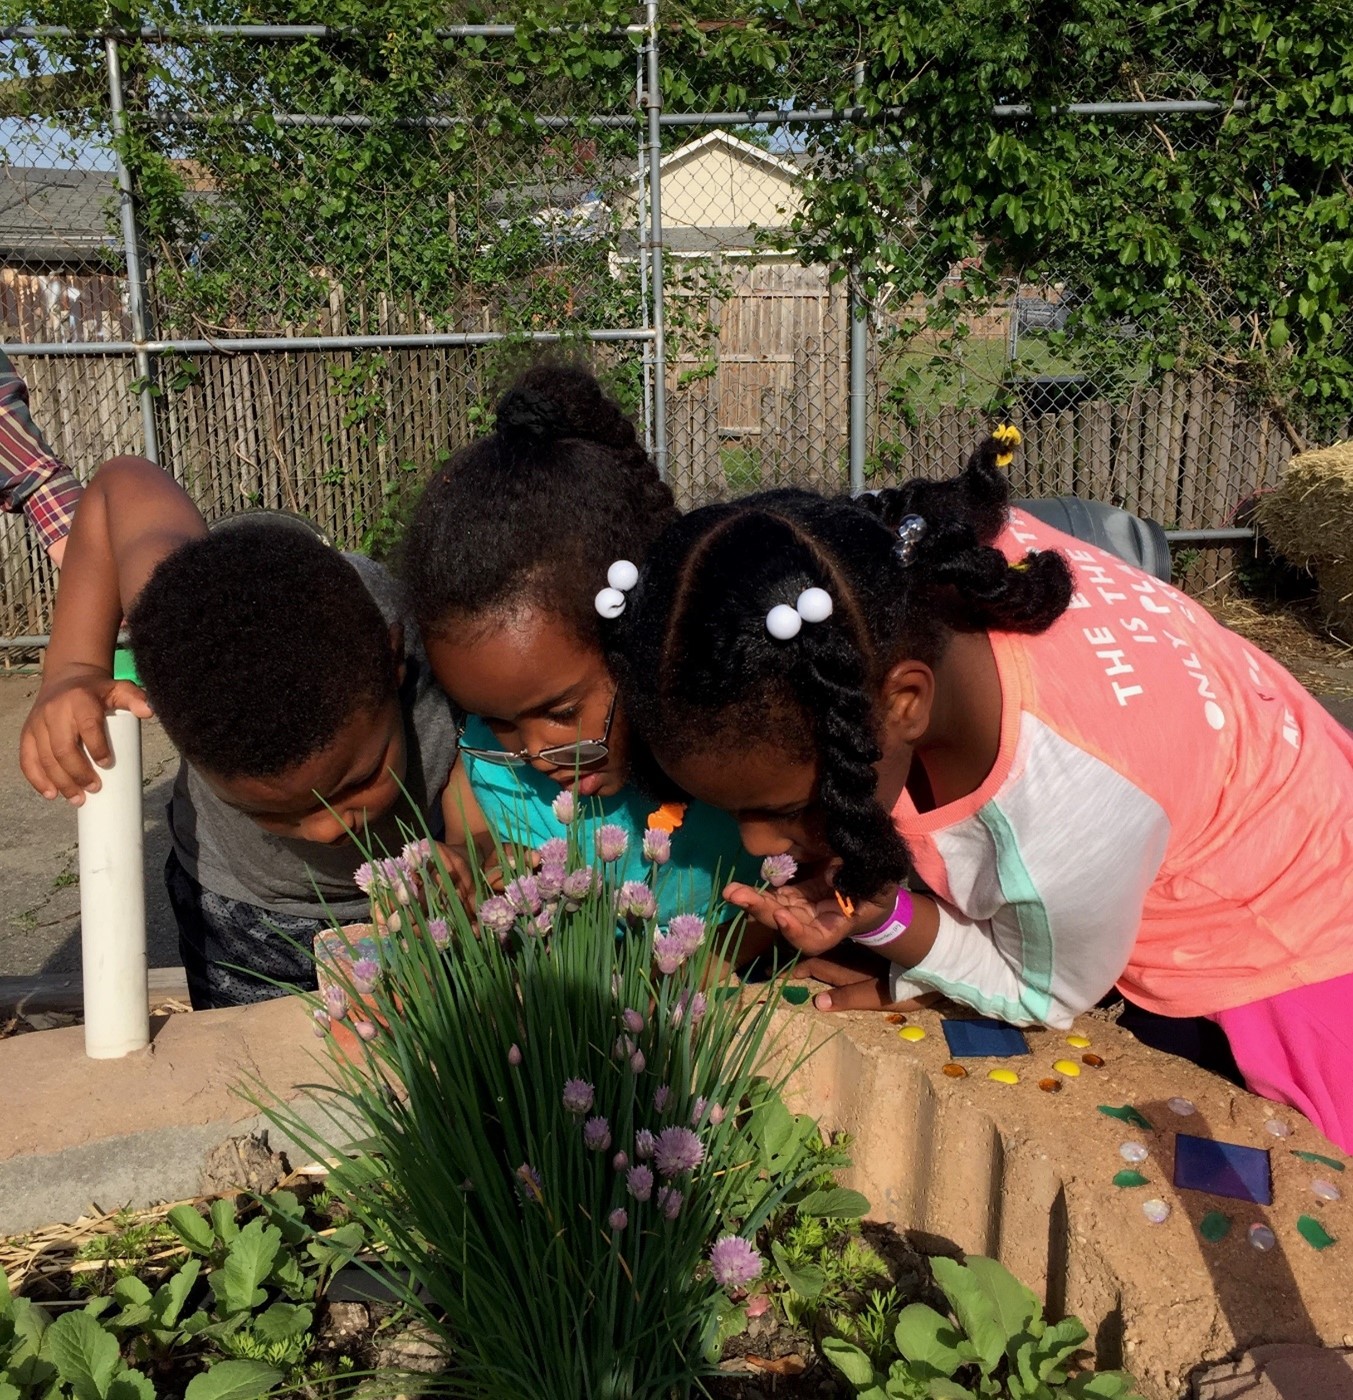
xmin=0 ymin=350 xmax=83 ymax=553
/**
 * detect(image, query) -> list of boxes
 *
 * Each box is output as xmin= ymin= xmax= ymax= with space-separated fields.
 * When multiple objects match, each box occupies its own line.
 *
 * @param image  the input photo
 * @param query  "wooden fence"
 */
xmin=1 ymin=285 xmax=1300 ymax=641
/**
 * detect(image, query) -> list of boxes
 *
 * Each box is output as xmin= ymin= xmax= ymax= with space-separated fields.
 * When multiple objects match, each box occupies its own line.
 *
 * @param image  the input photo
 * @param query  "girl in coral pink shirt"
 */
xmin=605 ymin=433 xmax=1353 ymax=1150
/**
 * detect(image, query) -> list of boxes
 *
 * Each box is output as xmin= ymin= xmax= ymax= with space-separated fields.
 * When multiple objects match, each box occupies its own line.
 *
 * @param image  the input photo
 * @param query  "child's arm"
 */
xmin=19 ymin=456 xmax=206 ymax=803
xmin=431 ymin=756 xmax=502 ymax=911
xmin=727 ymin=855 xmax=1154 ymax=1028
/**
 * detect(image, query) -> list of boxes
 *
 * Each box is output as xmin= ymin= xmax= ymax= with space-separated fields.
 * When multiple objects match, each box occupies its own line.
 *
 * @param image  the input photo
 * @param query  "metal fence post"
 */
xmin=104 ymin=35 xmax=160 ymax=465
xmin=643 ymin=0 xmax=668 ymax=481
xmin=847 ymin=62 xmax=867 ymax=495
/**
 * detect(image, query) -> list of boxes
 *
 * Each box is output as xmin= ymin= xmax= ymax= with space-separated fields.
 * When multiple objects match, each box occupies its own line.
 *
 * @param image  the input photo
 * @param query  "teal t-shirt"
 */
xmin=459 ymin=716 xmax=759 ymax=926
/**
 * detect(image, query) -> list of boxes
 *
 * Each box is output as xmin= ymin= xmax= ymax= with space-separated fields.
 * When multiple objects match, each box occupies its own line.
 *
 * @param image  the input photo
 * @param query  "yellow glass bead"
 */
xmin=897 ymin=1026 xmax=926 ymax=1042
xmin=987 ymin=1068 xmax=1019 ymax=1085
xmin=1053 ymin=1059 xmax=1082 ymax=1078
xmin=1065 ymin=1034 xmax=1092 ymax=1048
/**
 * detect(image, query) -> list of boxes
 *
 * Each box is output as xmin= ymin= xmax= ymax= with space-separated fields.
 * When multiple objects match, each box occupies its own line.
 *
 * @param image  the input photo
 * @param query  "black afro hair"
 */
xmin=127 ymin=523 xmax=398 ymax=779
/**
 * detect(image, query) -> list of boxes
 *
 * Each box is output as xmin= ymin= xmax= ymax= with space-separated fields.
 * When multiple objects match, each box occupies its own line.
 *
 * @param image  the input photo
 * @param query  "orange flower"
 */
xmin=647 ymin=801 xmax=687 ymax=833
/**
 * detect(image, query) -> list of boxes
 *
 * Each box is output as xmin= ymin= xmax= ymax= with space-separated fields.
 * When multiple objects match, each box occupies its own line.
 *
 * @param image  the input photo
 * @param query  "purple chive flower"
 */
xmin=653 ymin=1126 xmax=704 ymax=1177
xmin=613 ymin=1034 xmax=637 ymax=1060
xmin=353 ymin=861 xmax=377 ymax=895
xmin=626 ymin=1164 xmax=654 ymax=1202
xmin=653 ymin=1086 xmax=671 ymax=1114
xmin=709 ymin=1103 xmax=726 ymax=1127
xmin=351 ymin=957 xmax=380 ymax=994
xmin=616 ymin=881 xmax=658 ymax=922
xmin=563 ymin=1078 xmax=595 ymax=1116
xmin=761 ymin=853 xmax=798 ymax=888
xmin=312 ymin=1009 xmax=331 ymax=1037
xmin=709 ymin=1235 xmax=763 ymax=1289
xmin=537 ymin=837 xmax=569 ymax=867
xmin=607 ymin=1207 xmax=629 ymax=1232
xmin=653 ymin=933 xmax=684 ymax=976
xmin=515 ymin=1163 xmax=543 ymax=1203
xmin=630 ymin=1049 xmax=646 ymax=1075
xmin=671 ymin=990 xmax=708 ymax=1030
xmin=690 ymin=1096 xmax=708 ymax=1125
xmin=527 ymin=904 xmax=555 ymax=938
xmin=535 ymin=864 xmax=564 ymax=901
xmin=479 ymin=896 xmax=517 ymax=938
xmin=383 ymin=857 xmax=419 ymax=906
xmin=427 ymin=919 xmax=450 ymax=950
xmin=353 ymin=1020 xmax=378 ymax=1042
xmin=552 ymin=790 xmax=576 ymax=824
xmin=668 ymin=914 xmax=706 ymax=955
xmin=642 ymin=827 xmax=671 ymax=865
xmin=657 ymin=1185 xmax=684 ymax=1220
xmin=324 ymin=984 xmax=349 ymax=1020
xmin=612 ymin=1151 xmax=629 ymax=1172
xmin=596 ymin=824 xmax=629 ymax=863
xmin=622 ymin=1007 xmax=644 ymax=1035
xmin=505 ymin=875 xmax=542 ymax=916
xmin=508 ymin=1043 xmax=523 ymax=1067
xmin=635 ymin=1129 xmax=656 ymax=1160
xmin=401 ymin=838 xmax=434 ymax=867
xmin=561 ymin=866 xmax=597 ymax=907
xmin=583 ymin=1116 xmax=612 ymax=1152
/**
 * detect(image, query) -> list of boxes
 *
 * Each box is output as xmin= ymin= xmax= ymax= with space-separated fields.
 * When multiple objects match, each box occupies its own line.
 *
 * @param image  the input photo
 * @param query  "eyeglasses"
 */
xmin=457 ymin=692 xmax=618 ymax=770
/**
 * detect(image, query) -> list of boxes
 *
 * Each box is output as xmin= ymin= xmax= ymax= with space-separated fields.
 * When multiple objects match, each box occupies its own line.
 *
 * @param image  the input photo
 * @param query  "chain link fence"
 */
xmin=0 ymin=17 xmax=1340 ymax=640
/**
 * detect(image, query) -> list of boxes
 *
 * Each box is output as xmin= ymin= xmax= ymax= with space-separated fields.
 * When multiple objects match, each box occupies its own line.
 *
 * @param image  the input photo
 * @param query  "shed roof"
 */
xmin=0 ymin=166 xmax=120 ymax=264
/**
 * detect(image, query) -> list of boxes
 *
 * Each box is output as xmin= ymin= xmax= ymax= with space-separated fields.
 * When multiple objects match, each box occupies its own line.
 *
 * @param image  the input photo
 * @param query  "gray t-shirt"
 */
xmin=168 ymin=555 xmax=459 ymax=921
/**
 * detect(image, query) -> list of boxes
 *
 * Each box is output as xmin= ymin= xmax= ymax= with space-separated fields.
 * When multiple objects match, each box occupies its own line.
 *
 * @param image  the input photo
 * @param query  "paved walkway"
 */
xmin=0 ymin=675 xmax=180 ymax=978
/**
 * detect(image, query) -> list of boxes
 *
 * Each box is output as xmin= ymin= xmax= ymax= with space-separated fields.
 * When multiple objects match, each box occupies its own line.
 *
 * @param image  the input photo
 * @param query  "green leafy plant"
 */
xmin=1 ymin=1183 xmax=376 ymax=1400
xmin=823 ymin=1254 xmax=1144 ymax=1400
xmin=259 ymin=822 xmax=816 ymax=1399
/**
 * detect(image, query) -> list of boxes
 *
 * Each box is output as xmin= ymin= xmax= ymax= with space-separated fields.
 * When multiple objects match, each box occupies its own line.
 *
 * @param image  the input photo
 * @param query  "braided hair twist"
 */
xmin=606 ymin=433 xmax=1073 ymax=903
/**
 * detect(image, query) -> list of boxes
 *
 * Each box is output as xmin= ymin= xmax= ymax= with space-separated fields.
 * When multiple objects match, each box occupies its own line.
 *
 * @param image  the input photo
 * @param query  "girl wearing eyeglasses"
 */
xmin=401 ymin=361 xmax=764 ymax=931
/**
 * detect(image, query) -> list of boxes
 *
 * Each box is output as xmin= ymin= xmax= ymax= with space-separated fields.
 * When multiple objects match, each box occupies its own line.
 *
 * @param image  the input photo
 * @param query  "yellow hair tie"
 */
xmin=992 ymin=423 xmax=1022 ymax=469
xmin=1010 ymin=559 xmax=1031 ymax=572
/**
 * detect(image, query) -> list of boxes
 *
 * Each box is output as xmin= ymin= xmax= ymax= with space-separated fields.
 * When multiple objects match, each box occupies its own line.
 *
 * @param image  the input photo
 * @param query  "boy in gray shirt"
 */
xmin=20 ymin=455 xmax=458 ymax=1007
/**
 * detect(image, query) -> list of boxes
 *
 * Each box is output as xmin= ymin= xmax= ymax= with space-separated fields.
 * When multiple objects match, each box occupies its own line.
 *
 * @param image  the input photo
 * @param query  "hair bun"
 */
xmin=495 ymin=387 xmax=568 ymax=445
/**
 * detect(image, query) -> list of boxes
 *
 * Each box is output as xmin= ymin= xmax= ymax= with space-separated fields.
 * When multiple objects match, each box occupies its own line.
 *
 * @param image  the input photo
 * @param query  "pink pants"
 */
xmin=1212 ymin=970 xmax=1353 ymax=1155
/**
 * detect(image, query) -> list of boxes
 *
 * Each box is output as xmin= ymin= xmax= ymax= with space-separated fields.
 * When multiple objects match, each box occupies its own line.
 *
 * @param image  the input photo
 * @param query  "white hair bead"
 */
xmin=595 ymin=587 xmax=627 ymax=620
xmin=607 ymin=559 xmax=639 ymax=591
xmin=795 ymin=587 xmax=833 ymax=623
xmin=765 ymin=603 xmax=803 ymax=640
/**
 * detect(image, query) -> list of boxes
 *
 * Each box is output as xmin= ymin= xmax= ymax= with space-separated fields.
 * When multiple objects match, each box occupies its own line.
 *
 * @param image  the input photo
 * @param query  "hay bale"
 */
xmin=1256 ymin=439 xmax=1353 ymax=638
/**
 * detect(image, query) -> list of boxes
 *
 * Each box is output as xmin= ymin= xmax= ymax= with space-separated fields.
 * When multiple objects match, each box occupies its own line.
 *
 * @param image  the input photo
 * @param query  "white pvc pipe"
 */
xmin=77 ymin=709 xmax=149 ymax=1058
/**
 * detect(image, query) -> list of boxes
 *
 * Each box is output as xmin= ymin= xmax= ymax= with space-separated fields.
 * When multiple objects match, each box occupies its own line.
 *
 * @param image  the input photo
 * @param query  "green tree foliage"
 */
xmin=744 ymin=0 xmax=1353 ymax=438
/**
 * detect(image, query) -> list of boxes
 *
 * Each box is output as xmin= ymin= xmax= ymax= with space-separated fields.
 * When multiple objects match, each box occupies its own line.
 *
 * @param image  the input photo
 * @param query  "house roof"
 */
xmin=642 ymin=129 xmax=804 ymax=185
xmin=0 ymin=167 xmax=120 ymax=264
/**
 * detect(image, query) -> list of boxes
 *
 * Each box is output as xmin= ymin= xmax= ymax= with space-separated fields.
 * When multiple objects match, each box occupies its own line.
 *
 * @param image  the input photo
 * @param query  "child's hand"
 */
xmin=722 ymin=864 xmax=896 ymax=958
xmin=20 ymin=666 xmax=153 ymax=803
xmin=795 ymin=951 xmax=943 ymax=1013
xmin=428 ymin=840 xmax=478 ymax=912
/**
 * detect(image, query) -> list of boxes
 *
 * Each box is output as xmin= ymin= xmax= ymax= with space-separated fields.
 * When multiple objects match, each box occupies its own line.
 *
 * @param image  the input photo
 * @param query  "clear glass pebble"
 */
xmin=1263 ymin=1118 xmax=1292 ymax=1139
xmin=1167 ymin=1097 xmax=1196 ymax=1117
xmin=1141 ymin=1198 xmax=1170 ymax=1224
xmin=1248 ymin=1223 xmax=1276 ymax=1251
xmin=1119 ymin=1141 xmax=1149 ymax=1164
xmin=1312 ymin=1179 xmax=1341 ymax=1203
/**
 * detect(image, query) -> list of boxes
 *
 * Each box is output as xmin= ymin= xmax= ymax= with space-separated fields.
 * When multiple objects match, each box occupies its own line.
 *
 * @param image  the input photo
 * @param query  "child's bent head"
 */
xmin=605 ymin=436 xmax=1074 ymax=901
xmin=128 ymin=525 xmax=405 ymax=844
xmin=404 ymin=361 xmax=676 ymax=797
